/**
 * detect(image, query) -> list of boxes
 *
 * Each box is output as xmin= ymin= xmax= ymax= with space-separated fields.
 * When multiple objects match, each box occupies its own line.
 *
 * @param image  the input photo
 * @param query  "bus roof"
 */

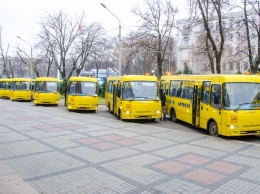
xmin=11 ymin=78 xmax=33 ymax=82
xmin=69 ymin=76 xmax=98 ymax=82
xmin=161 ymin=74 xmax=260 ymax=83
xmin=0 ymin=78 xmax=12 ymax=82
xmin=109 ymin=75 xmax=158 ymax=82
xmin=35 ymin=77 xmax=59 ymax=82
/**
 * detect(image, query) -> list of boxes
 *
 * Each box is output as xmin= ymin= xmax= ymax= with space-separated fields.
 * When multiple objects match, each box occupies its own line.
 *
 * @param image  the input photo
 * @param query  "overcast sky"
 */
xmin=0 ymin=0 xmax=188 ymax=56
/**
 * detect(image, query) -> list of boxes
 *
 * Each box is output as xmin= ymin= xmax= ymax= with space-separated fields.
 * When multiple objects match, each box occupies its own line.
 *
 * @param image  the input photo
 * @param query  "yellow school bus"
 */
xmin=10 ymin=78 xmax=33 ymax=101
xmin=161 ymin=74 xmax=260 ymax=136
xmin=0 ymin=78 xmax=12 ymax=99
xmin=33 ymin=77 xmax=60 ymax=105
xmin=105 ymin=75 xmax=161 ymax=121
xmin=66 ymin=76 xmax=99 ymax=111
xmin=105 ymin=76 xmax=122 ymax=113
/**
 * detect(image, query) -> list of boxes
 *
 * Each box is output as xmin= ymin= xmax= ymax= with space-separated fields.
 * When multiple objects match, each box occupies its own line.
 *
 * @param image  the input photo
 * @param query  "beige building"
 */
xmin=176 ymin=11 xmax=258 ymax=74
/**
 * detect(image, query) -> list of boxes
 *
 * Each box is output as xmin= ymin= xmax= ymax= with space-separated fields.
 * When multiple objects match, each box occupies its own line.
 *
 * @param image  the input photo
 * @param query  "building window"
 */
xmin=236 ymin=20 xmax=240 ymax=27
xmin=229 ymin=47 xmax=233 ymax=55
xmin=244 ymin=62 xmax=248 ymax=70
xmin=222 ymin=63 xmax=226 ymax=70
xmin=223 ymin=21 xmax=226 ymax=28
xmin=229 ymin=18 xmax=234 ymax=27
xmin=230 ymin=62 xmax=233 ymax=70
xmin=182 ymin=24 xmax=191 ymax=34
xmin=236 ymin=62 xmax=240 ymax=71
xmin=216 ymin=22 xmax=219 ymax=30
xmin=182 ymin=37 xmax=190 ymax=45
xmin=251 ymin=17 xmax=256 ymax=23
xmin=228 ymin=33 xmax=233 ymax=41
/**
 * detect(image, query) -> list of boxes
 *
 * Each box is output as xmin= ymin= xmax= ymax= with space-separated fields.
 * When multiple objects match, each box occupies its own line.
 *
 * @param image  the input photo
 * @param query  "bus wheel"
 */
xmin=171 ymin=109 xmax=178 ymax=123
xmin=208 ymin=121 xmax=219 ymax=136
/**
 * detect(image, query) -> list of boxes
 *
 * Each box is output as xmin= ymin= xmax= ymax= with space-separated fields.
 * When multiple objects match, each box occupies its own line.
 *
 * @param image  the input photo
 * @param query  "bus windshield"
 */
xmin=35 ymin=82 xmax=58 ymax=92
xmin=122 ymin=81 xmax=159 ymax=100
xmin=69 ymin=81 xmax=97 ymax=96
xmin=11 ymin=82 xmax=31 ymax=90
xmin=223 ymin=82 xmax=260 ymax=110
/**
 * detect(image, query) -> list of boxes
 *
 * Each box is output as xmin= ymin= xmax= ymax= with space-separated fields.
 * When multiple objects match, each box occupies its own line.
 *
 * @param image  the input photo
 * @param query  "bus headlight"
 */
xmin=227 ymin=125 xmax=238 ymax=129
xmin=126 ymin=111 xmax=132 ymax=114
xmin=154 ymin=110 xmax=161 ymax=114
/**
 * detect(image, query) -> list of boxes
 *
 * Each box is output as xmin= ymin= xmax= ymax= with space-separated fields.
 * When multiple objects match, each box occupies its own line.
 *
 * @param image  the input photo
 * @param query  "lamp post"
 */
xmin=16 ymin=36 xmax=33 ymax=78
xmin=100 ymin=3 xmax=122 ymax=76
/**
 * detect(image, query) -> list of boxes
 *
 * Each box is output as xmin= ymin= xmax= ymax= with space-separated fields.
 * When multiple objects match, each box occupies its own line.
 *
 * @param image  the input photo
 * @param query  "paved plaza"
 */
xmin=0 ymin=99 xmax=260 ymax=194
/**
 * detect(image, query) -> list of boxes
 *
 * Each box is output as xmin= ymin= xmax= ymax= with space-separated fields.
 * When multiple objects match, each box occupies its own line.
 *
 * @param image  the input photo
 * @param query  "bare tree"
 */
xmin=238 ymin=0 xmax=260 ymax=73
xmin=72 ymin=23 xmax=104 ymax=77
xmin=188 ymin=0 xmax=230 ymax=73
xmin=131 ymin=0 xmax=178 ymax=77
xmin=123 ymin=31 xmax=156 ymax=75
xmin=16 ymin=45 xmax=43 ymax=78
xmin=192 ymin=32 xmax=215 ymax=73
xmin=0 ymin=27 xmax=10 ymax=78
xmin=87 ymin=38 xmax=111 ymax=78
xmin=37 ymin=10 xmax=104 ymax=79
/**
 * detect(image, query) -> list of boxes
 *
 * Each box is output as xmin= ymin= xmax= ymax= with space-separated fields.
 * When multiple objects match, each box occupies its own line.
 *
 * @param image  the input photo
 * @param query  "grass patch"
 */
xmin=99 ymin=97 xmax=105 ymax=105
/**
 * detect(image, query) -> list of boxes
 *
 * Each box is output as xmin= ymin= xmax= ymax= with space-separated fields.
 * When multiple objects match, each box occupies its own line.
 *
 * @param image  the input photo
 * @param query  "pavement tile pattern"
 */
xmin=0 ymin=99 xmax=260 ymax=194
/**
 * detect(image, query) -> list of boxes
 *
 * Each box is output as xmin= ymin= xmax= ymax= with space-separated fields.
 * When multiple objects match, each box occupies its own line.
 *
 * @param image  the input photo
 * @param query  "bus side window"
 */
xmin=165 ymin=83 xmax=169 ymax=95
xmin=171 ymin=88 xmax=176 ymax=96
xmin=201 ymin=81 xmax=210 ymax=104
xmin=176 ymin=89 xmax=181 ymax=97
xmin=211 ymin=84 xmax=221 ymax=108
xmin=181 ymin=89 xmax=186 ymax=98
xmin=117 ymin=86 xmax=121 ymax=98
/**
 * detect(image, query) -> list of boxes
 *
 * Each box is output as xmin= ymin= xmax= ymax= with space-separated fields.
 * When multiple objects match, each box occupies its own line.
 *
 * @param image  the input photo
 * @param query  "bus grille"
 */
xmin=243 ymin=124 xmax=260 ymax=128
xmin=78 ymin=107 xmax=90 ymax=109
xmin=240 ymin=130 xmax=260 ymax=135
xmin=136 ymin=111 xmax=151 ymax=113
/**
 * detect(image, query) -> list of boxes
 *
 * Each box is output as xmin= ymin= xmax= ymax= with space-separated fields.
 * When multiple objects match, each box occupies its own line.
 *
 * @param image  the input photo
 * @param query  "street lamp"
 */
xmin=100 ymin=3 xmax=122 ymax=76
xmin=16 ymin=36 xmax=33 ymax=78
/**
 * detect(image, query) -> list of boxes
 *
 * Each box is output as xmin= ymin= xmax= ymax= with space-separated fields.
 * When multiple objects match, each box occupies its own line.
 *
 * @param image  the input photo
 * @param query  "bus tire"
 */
xmin=208 ymin=121 xmax=219 ymax=137
xmin=171 ymin=109 xmax=178 ymax=123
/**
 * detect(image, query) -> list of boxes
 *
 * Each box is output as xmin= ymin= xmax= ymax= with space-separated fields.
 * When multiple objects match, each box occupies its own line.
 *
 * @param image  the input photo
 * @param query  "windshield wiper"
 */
xmin=234 ymin=103 xmax=252 ymax=112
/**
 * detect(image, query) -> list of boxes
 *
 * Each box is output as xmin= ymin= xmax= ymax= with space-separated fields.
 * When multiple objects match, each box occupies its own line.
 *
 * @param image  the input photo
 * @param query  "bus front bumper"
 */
xmin=121 ymin=110 xmax=161 ymax=119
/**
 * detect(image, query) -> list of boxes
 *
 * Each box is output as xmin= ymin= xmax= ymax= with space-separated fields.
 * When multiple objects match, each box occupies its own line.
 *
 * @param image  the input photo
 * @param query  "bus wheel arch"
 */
xmin=118 ymin=109 xmax=123 ymax=121
xmin=208 ymin=119 xmax=219 ymax=137
xmin=170 ymin=108 xmax=178 ymax=123
xmin=108 ymin=102 xmax=111 ymax=113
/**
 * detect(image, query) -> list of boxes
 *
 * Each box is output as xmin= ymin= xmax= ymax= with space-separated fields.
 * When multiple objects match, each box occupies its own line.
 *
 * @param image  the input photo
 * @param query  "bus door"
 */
xmin=164 ymin=82 xmax=170 ymax=109
xmin=112 ymin=83 xmax=118 ymax=114
xmin=113 ymin=82 xmax=122 ymax=116
xmin=199 ymin=81 xmax=211 ymax=129
xmin=208 ymin=84 xmax=222 ymax=133
xmin=200 ymin=82 xmax=222 ymax=131
xmin=192 ymin=81 xmax=202 ymax=127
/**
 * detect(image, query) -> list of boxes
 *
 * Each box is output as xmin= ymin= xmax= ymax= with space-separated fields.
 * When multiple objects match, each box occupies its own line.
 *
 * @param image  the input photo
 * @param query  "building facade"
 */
xmin=176 ymin=11 xmax=258 ymax=74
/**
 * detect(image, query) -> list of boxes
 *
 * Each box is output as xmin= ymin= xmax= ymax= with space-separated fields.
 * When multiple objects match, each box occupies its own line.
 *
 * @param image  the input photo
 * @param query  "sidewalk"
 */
xmin=1 ymin=99 xmax=260 ymax=194
xmin=0 ymin=161 xmax=39 ymax=194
